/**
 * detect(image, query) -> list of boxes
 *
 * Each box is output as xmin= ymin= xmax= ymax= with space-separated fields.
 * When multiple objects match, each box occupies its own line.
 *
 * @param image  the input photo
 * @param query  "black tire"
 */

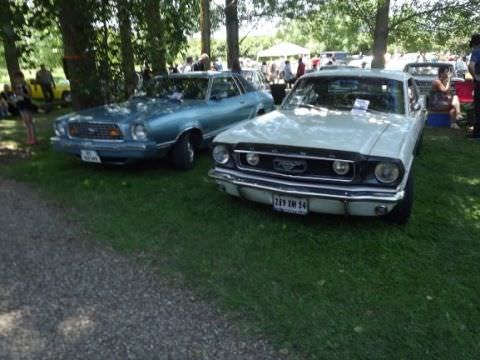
xmin=171 ymin=132 xmax=196 ymax=171
xmin=62 ymin=91 xmax=72 ymax=102
xmin=384 ymin=172 xmax=414 ymax=225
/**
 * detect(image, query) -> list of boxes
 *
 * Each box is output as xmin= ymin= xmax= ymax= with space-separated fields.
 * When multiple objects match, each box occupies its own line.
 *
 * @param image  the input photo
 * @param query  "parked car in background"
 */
xmin=209 ymin=69 xmax=425 ymax=224
xmin=241 ymin=69 xmax=270 ymax=93
xmin=403 ymin=62 xmax=462 ymax=97
xmin=51 ymin=71 xmax=274 ymax=170
xmin=320 ymin=51 xmax=349 ymax=65
xmin=27 ymin=78 xmax=71 ymax=102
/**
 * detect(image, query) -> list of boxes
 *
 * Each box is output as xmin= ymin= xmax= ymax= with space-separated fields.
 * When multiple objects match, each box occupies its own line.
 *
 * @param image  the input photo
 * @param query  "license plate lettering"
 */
xmin=80 ymin=150 xmax=101 ymax=163
xmin=273 ymin=194 xmax=308 ymax=215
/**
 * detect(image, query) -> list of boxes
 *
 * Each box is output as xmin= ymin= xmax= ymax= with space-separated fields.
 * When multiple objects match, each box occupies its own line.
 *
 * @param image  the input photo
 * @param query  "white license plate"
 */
xmin=273 ymin=194 xmax=308 ymax=215
xmin=80 ymin=150 xmax=101 ymax=163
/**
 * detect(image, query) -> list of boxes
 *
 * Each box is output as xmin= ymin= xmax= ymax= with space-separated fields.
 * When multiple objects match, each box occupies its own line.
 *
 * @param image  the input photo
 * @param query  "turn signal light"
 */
xmin=110 ymin=128 xmax=121 ymax=138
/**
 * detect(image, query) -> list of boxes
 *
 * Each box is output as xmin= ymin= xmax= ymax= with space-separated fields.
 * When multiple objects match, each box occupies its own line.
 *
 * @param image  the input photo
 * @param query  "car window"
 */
xmin=210 ymin=77 xmax=241 ymax=99
xmin=143 ymin=77 xmax=209 ymax=100
xmin=283 ymin=76 xmax=406 ymax=115
xmin=234 ymin=74 xmax=256 ymax=93
xmin=405 ymin=65 xmax=453 ymax=76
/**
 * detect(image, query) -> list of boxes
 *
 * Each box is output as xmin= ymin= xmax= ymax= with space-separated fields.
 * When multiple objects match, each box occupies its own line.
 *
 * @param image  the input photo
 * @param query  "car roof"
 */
xmin=154 ymin=71 xmax=235 ymax=80
xmin=302 ymin=68 xmax=410 ymax=82
xmin=404 ymin=62 xmax=453 ymax=67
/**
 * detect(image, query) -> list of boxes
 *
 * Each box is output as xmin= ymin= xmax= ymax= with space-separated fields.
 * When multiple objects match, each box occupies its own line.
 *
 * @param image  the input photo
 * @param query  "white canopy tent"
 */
xmin=257 ymin=42 xmax=310 ymax=60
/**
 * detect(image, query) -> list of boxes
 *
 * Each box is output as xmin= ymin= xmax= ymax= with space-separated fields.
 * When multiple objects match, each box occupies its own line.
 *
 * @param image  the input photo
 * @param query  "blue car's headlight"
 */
xmin=54 ymin=122 xmax=66 ymax=137
xmin=132 ymin=124 xmax=147 ymax=140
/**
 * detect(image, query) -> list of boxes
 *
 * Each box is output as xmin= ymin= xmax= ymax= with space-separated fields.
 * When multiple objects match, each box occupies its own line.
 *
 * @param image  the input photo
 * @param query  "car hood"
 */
xmin=215 ymin=108 xmax=413 ymax=158
xmin=60 ymin=98 xmax=203 ymax=124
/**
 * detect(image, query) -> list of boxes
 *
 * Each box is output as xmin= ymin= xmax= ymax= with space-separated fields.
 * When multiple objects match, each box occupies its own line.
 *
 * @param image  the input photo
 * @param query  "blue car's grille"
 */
xmin=68 ymin=123 xmax=123 ymax=140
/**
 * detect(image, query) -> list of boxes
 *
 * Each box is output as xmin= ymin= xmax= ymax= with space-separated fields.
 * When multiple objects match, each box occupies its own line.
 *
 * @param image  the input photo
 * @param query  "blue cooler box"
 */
xmin=427 ymin=112 xmax=450 ymax=127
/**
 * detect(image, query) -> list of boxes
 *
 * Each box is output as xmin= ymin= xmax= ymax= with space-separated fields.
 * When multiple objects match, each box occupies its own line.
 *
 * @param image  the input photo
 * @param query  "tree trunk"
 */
xmin=117 ymin=0 xmax=136 ymax=98
xmin=145 ymin=0 xmax=166 ymax=74
xmin=99 ymin=0 xmax=111 ymax=103
xmin=200 ymin=0 xmax=211 ymax=70
xmin=371 ymin=0 xmax=390 ymax=69
xmin=225 ymin=0 xmax=241 ymax=72
xmin=0 ymin=0 xmax=21 ymax=86
xmin=57 ymin=0 xmax=102 ymax=109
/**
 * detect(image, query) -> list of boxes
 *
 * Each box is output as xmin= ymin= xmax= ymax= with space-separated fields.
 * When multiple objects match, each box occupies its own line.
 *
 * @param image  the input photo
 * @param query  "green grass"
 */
xmin=1 ymin=110 xmax=479 ymax=359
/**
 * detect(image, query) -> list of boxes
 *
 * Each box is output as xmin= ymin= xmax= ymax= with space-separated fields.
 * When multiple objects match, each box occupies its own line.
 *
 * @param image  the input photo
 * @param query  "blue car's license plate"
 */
xmin=80 ymin=150 xmax=101 ymax=163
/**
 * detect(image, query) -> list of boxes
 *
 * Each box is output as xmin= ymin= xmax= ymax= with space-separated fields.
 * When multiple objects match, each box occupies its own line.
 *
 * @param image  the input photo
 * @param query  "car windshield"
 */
xmin=142 ymin=76 xmax=209 ymax=100
xmin=283 ymin=76 xmax=405 ymax=115
xmin=405 ymin=65 xmax=452 ymax=76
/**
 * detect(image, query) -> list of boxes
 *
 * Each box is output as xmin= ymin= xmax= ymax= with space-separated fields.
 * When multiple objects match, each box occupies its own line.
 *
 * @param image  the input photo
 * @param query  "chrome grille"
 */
xmin=68 ymin=122 xmax=123 ymax=140
xmin=234 ymin=149 xmax=355 ymax=182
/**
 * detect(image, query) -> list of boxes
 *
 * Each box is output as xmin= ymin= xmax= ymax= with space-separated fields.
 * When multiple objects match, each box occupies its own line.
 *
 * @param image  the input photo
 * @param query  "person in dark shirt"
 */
xmin=193 ymin=54 xmax=209 ymax=71
xmin=1 ymin=84 xmax=18 ymax=116
xmin=35 ymin=64 xmax=55 ymax=102
xmin=296 ymin=57 xmax=305 ymax=79
xmin=468 ymin=33 xmax=480 ymax=139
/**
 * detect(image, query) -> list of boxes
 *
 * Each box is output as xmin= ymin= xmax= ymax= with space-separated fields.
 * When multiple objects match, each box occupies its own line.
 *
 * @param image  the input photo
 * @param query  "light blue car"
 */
xmin=51 ymin=71 xmax=274 ymax=170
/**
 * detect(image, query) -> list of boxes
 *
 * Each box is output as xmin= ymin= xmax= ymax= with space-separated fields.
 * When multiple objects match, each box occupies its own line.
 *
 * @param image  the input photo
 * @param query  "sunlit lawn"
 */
xmin=1 ymin=109 xmax=479 ymax=359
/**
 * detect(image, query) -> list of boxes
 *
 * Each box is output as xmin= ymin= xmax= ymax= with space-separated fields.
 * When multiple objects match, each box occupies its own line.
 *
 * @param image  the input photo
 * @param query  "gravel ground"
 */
xmin=0 ymin=178 xmax=287 ymax=360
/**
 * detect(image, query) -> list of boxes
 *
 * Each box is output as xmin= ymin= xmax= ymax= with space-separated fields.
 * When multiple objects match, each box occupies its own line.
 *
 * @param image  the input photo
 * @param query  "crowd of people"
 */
xmin=2 ymin=34 xmax=480 ymax=145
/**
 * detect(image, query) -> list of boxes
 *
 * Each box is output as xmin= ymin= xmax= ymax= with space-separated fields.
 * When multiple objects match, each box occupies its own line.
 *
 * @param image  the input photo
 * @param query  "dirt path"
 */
xmin=0 ymin=178 xmax=286 ymax=360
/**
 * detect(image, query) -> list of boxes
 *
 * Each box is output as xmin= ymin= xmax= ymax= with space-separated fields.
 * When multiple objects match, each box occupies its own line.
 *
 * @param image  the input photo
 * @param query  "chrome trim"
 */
xmin=234 ymin=150 xmax=356 ymax=183
xmin=210 ymin=168 xmax=404 ymax=202
xmin=212 ymin=167 xmax=402 ymax=194
xmin=235 ymin=164 xmax=355 ymax=183
xmin=50 ymin=137 xmax=155 ymax=151
xmin=156 ymin=140 xmax=175 ymax=149
xmin=233 ymin=149 xmax=356 ymax=162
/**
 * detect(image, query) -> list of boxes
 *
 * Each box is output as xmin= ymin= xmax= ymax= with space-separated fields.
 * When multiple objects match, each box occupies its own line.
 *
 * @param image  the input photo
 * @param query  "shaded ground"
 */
xmin=0 ymin=177 xmax=286 ymax=360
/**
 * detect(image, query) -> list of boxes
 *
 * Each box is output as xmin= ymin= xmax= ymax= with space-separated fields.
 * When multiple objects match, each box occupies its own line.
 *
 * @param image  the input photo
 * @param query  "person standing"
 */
xmin=296 ymin=57 xmax=305 ymax=79
xmin=468 ymin=34 xmax=480 ymax=139
xmin=13 ymin=71 xmax=37 ymax=144
xmin=282 ymin=60 xmax=295 ymax=88
xmin=35 ymin=64 xmax=55 ymax=103
xmin=182 ymin=57 xmax=194 ymax=72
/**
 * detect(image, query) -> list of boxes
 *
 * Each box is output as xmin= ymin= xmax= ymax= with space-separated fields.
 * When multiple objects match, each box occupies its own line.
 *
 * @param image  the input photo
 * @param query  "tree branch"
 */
xmin=390 ymin=1 xmax=469 ymax=30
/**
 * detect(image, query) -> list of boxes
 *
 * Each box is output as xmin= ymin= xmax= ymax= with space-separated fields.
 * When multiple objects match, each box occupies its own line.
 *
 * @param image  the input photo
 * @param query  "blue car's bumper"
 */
xmin=51 ymin=136 xmax=171 ymax=163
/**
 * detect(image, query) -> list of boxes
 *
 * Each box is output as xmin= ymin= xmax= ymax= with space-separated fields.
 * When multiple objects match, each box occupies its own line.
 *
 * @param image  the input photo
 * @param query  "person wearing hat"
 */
xmin=468 ymin=33 xmax=480 ymax=138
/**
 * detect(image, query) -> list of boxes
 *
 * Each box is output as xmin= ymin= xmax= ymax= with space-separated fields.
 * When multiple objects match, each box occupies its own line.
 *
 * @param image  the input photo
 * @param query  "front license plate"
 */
xmin=80 ymin=149 xmax=101 ymax=163
xmin=273 ymin=194 xmax=308 ymax=215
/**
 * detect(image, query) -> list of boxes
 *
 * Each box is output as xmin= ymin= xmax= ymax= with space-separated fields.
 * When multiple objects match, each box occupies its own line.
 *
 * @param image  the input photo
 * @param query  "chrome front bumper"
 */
xmin=50 ymin=136 xmax=171 ymax=162
xmin=209 ymin=167 xmax=405 ymax=216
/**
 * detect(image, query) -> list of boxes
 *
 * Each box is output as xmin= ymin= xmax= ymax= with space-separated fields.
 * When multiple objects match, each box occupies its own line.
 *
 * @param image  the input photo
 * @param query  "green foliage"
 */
xmin=1 ymin=110 xmax=480 ymax=359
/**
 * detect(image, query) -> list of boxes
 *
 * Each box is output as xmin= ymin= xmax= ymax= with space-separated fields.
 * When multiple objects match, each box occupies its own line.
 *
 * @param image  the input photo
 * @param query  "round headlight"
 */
xmin=212 ymin=145 xmax=230 ymax=165
xmin=375 ymin=162 xmax=400 ymax=184
xmin=55 ymin=122 xmax=65 ymax=136
xmin=332 ymin=160 xmax=350 ymax=175
xmin=246 ymin=152 xmax=260 ymax=166
xmin=132 ymin=124 xmax=147 ymax=140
